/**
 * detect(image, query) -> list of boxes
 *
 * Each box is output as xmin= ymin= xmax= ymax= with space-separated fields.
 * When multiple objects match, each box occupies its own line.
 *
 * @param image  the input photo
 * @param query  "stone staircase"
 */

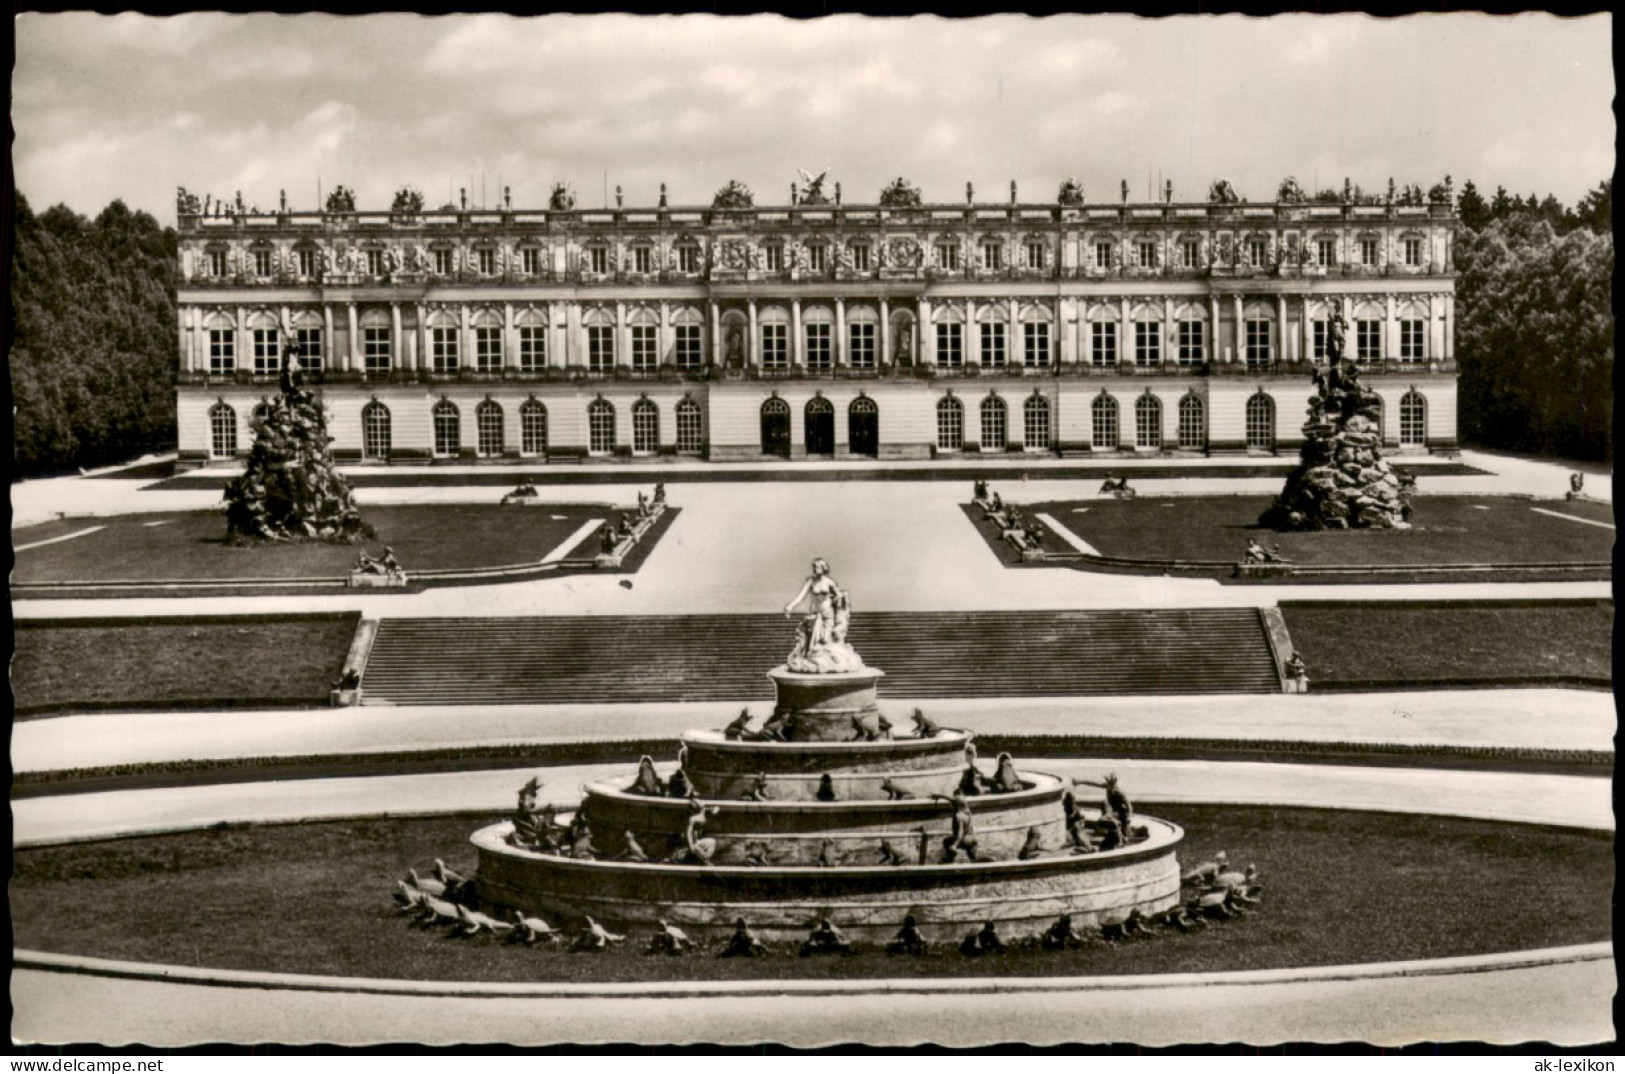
xmin=359 ymin=609 xmax=1282 ymax=706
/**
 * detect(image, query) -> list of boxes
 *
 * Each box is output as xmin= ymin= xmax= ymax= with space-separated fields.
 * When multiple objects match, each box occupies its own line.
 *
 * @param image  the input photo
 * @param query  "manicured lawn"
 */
xmin=1032 ymin=495 xmax=1614 ymax=567
xmin=12 ymin=504 xmax=614 ymax=584
xmin=1283 ymin=601 xmax=1613 ymax=690
xmin=12 ymin=615 xmax=358 ymax=716
xmin=10 ymin=806 xmax=1611 ymax=982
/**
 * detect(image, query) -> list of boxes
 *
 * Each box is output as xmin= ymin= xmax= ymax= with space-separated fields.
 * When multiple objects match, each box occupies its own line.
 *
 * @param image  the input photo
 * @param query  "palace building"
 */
xmin=173 ymin=178 xmax=1459 ymax=467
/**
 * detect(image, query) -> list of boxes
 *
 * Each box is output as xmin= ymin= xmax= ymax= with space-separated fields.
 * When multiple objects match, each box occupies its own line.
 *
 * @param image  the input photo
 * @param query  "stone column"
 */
xmin=1442 ymin=293 xmax=1453 ymax=361
xmin=503 ymin=302 xmax=518 ymax=371
xmin=418 ymin=304 xmax=431 ymax=372
xmin=1081 ymin=303 xmax=1093 ymax=367
xmin=834 ymin=297 xmax=846 ymax=367
xmin=879 ymin=297 xmax=891 ymax=366
xmin=1276 ymin=293 xmax=1288 ymax=365
xmin=1207 ymin=295 xmax=1220 ymax=363
xmin=1232 ymin=295 xmax=1244 ymax=366
xmin=460 ymin=304 xmax=473 ymax=372
xmin=791 ymin=297 xmax=803 ymax=369
xmin=919 ymin=296 xmax=934 ymax=367
xmin=1385 ymin=293 xmax=1398 ymax=363
xmin=1010 ymin=297 xmax=1022 ymax=368
xmin=966 ymin=301 xmax=980 ymax=367
xmin=709 ymin=300 xmax=721 ymax=365
xmin=347 ymin=303 xmax=360 ymax=373
xmin=1118 ymin=297 xmax=1130 ymax=368
xmin=1161 ymin=297 xmax=1174 ymax=369
xmin=391 ymin=302 xmax=404 ymax=374
xmin=659 ymin=301 xmax=672 ymax=365
xmin=616 ymin=300 xmax=628 ymax=369
xmin=747 ymin=299 xmax=759 ymax=368
xmin=178 ymin=309 xmax=193 ymax=373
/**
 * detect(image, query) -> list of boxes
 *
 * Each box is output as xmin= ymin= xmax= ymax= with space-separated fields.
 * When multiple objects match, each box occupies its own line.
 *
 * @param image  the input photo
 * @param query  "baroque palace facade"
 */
xmin=174 ymin=178 xmax=1459 ymax=467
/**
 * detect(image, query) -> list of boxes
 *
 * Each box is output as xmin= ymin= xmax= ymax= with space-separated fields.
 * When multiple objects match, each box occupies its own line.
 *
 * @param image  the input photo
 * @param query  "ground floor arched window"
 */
xmin=632 ymin=398 xmax=660 ymax=454
xmin=936 ymin=396 xmax=964 ymax=451
xmin=1399 ymin=390 xmax=1426 ymax=447
xmin=980 ymin=395 xmax=1007 ymax=451
xmin=1135 ymin=394 xmax=1162 ymax=449
xmin=520 ymin=400 xmax=547 ymax=456
xmin=362 ymin=402 xmax=392 ymax=460
xmin=675 ymin=398 xmax=703 ymax=454
xmin=588 ymin=398 xmax=617 ymax=455
xmin=1246 ymin=393 xmax=1276 ymax=451
xmin=1091 ymin=394 xmax=1119 ymax=450
xmin=1024 ymin=394 xmax=1052 ymax=451
xmin=432 ymin=400 xmax=461 ymax=457
xmin=209 ymin=402 xmax=237 ymax=458
xmin=476 ymin=399 xmax=504 ymax=457
xmin=1177 ymin=394 xmax=1206 ymax=450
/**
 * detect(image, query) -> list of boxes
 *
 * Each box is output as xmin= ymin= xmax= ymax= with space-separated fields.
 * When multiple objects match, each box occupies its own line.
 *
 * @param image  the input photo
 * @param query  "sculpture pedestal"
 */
xmin=769 ymin=665 xmax=884 ymax=742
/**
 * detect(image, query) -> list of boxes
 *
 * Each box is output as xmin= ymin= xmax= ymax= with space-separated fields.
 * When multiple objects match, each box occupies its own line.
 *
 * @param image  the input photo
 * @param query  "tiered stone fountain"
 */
xmin=472 ymin=561 xmax=1184 ymax=942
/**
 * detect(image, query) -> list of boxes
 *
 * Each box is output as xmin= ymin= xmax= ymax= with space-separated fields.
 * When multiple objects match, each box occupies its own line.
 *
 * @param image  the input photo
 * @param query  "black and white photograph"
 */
xmin=8 ymin=9 xmax=1615 ymax=1052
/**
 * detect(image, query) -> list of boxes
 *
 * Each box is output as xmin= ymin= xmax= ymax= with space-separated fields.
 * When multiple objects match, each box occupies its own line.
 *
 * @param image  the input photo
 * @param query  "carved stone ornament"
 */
xmin=885 ymin=236 xmax=923 ymax=269
xmin=716 ymin=240 xmax=751 ymax=271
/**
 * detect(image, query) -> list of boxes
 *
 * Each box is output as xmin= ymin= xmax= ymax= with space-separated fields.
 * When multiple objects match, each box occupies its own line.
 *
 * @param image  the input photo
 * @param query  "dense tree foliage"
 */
xmin=1454 ymin=182 xmax=1613 ymax=462
xmin=11 ymin=191 xmax=178 ymax=476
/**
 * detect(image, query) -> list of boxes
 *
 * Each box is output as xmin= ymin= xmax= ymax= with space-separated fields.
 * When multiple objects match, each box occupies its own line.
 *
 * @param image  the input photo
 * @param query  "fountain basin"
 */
xmin=679 ymin=728 xmax=973 ymax=800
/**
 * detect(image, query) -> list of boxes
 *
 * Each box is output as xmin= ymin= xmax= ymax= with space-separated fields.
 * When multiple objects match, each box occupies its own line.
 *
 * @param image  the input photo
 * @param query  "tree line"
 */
xmin=6 ymin=180 xmax=1613 ymax=476
xmin=10 ymin=191 xmax=179 ymax=477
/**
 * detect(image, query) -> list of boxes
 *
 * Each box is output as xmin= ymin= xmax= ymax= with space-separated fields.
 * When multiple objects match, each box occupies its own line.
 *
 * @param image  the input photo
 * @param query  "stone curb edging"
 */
xmin=12 ymin=943 xmax=1611 ymax=1002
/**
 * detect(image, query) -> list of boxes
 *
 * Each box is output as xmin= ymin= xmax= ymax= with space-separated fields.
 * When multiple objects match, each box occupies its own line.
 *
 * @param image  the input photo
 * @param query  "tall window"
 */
xmin=587 ymin=246 xmax=608 ymax=274
xmin=476 ymin=399 xmax=504 ymax=457
xmin=631 ymin=398 xmax=659 ymax=454
xmin=979 ymin=323 xmax=1006 ymax=368
xmin=980 ymin=395 xmax=1007 ymax=451
xmin=474 ymin=326 xmax=502 ymax=372
xmin=1245 ymin=393 xmax=1275 ymax=450
xmin=363 ymin=327 xmax=390 ymax=373
xmin=1091 ymin=394 xmax=1119 ymax=449
xmin=1403 ymin=238 xmax=1423 ymax=267
xmin=764 ymin=244 xmax=784 ymax=272
xmin=518 ymin=326 xmax=546 ymax=372
xmin=1136 ymin=241 xmax=1158 ymax=269
xmin=1311 ymin=319 xmax=1328 ymax=360
xmin=676 ymin=244 xmax=700 ymax=273
xmin=761 ymin=322 xmax=789 ymax=370
xmin=675 ymin=323 xmax=703 ymax=371
xmin=1094 ymin=242 xmax=1114 ymax=269
xmin=935 ymin=243 xmax=960 ymax=271
xmin=296 ymin=326 xmax=324 ymax=372
xmin=1025 ymin=241 xmax=1046 ymax=270
xmin=1024 ymin=395 xmax=1052 ymax=450
xmin=806 ymin=323 xmax=832 ymax=371
xmin=366 ymin=249 xmax=384 ymax=276
xmin=587 ymin=399 xmax=616 ymax=455
xmin=252 ymin=328 xmax=280 ymax=375
xmin=432 ymin=400 xmax=460 ymax=457
xmin=1023 ymin=322 xmax=1050 ymax=369
xmin=980 ymin=242 xmax=1003 ymax=271
xmin=1245 ymin=239 xmax=1268 ymax=267
xmin=1399 ymin=319 xmax=1425 ymax=362
xmin=588 ymin=325 xmax=615 ymax=373
xmin=433 ymin=249 xmax=454 ymax=275
xmin=521 ymin=248 xmax=541 ymax=276
xmin=209 ymin=403 xmax=237 ymax=458
xmin=431 ymin=327 xmax=459 ymax=372
xmin=1399 ymin=390 xmax=1427 ymax=446
xmin=675 ymin=398 xmax=703 ymax=454
xmin=296 ymin=248 xmax=316 ymax=278
xmin=850 ymin=244 xmax=871 ymax=271
xmin=631 ymin=324 xmax=658 ymax=373
xmin=1315 ymin=239 xmax=1336 ymax=267
xmin=1091 ymin=321 xmax=1118 ymax=367
xmin=1176 ymin=320 xmax=1204 ymax=364
xmin=362 ymin=402 xmax=391 ymax=460
xmin=1356 ymin=319 xmax=1382 ymax=363
xmin=1177 ymin=395 xmax=1205 ymax=450
xmin=1179 ymin=240 xmax=1200 ymax=269
xmin=206 ymin=249 xmax=228 ymax=277
xmin=936 ymin=396 xmax=964 ymax=451
xmin=632 ymin=246 xmax=652 ymax=274
xmin=936 ymin=323 xmax=963 ymax=368
xmin=1359 ymin=238 xmax=1379 ymax=266
xmin=848 ymin=322 xmax=876 ymax=369
xmin=807 ymin=245 xmax=828 ymax=272
xmin=1135 ymin=394 xmax=1162 ymax=449
xmin=1244 ymin=319 xmax=1272 ymax=366
xmin=209 ymin=328 xmax=235 ymax=374
xmin=520 ymin=399 xmax=548 ymax=456
xmin=253 ymin=249 xmax=273 ymax=278
xmin=476 ymin=249 xmax=496 ymax=276
xmin=1134 ymin=322 xmax=1161 ymax=367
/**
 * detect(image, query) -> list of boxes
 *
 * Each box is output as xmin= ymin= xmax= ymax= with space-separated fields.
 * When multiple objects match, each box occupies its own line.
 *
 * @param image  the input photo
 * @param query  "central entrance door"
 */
xmin=848 ymin=396 xmax=879 ymax=457
xmin=761 ymin=397 xmax=792 ymax=458
xmin=805 ymin=397 xmax=836 ymax=457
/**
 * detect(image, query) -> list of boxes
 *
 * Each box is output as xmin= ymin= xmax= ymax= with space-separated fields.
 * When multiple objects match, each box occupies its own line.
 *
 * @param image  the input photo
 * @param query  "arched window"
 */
xmin=847 ymin=395 xmax=879 ymax=458
xmin=1091 ymin=394 xmax=1119 ymax=449
xmin=675 ymin=397 xmax=703 ymax=454
xmin=1024 ymin=394 xmax=1052 ymax=450
xmin=1246 ymin=393 xmax=1276 ymax=451
xmin=672 ymin=307 xmax=705 ymax=371
xmin=209 ymin=402 xmax=237 ymax=458
xmin=432 ymin=399 xmax=461 ymax=457
xmin=362 ymin=401 xmax=392 ymax=460
xmin=980 ymin=395 xmax=1007 ymax=451
xmin=631 ymin=398 xmax=660 ymax=454
xmin=476 ymin=399 xmax=504 ymax=457
xmin=1177 ymin=394 xmax=1206 ymax=450
xmin=1135 ymin=394 xmax=1162 ymax=450
xmin=759 ymin=305 xmax=790 ymax=371
xmin=1399 ymin=390 xmax=1427 ymax=447
xmin=588 ymin=398 xmax=616 ymax=455
xmin=760 ymin=396 xmax=791 ymax=456
xmin=936 ymin=395 xmax=964 ymax=451
xmin=629 ymin=307 xmax=659 ymax=373
xmin=519 ymin=399 xmax=548 ymax=457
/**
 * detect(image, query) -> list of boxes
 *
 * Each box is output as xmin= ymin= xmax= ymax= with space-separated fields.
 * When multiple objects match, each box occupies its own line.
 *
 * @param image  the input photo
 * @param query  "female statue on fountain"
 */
xmin=783 ymin=558 xmax=864 ymax=673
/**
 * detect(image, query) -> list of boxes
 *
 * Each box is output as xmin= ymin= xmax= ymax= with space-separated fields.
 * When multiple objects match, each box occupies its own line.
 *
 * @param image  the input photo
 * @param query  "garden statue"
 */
xmin=629 ymin=756 xmax=665 ymax=796
xmin=782 ymin=558 xmax=863 ymax=673
xmin=887 ymin=915 xmax=930 ymax=956
xmin=718 ymin=918 xmax=767 ymax=958
xmin=1568 ymin=472 xmax=1586 ymax=500
xmin=799 ymin=918 xmax=853 ymax=956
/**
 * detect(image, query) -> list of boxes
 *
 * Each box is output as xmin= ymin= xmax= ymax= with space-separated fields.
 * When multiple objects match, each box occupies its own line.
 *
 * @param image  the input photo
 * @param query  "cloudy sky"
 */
xmin=13 ymin=12 xmax=1613 ymax=222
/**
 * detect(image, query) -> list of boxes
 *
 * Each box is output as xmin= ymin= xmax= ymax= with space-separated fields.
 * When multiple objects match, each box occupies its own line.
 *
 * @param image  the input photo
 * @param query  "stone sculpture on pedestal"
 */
xmin=1259 ymin=304 xmax=1414 ymax=530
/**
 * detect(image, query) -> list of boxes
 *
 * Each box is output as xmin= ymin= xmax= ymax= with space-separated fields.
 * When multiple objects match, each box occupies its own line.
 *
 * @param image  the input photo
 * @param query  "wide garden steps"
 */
xmin=359 ymin=609 xmax=1283 ymax=705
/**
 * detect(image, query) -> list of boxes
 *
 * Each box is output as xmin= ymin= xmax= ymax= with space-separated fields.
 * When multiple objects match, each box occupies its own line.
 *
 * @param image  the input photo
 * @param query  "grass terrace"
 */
xmin=12 ymin=503 xmax=619 ymax=587
xmin=11 ymin=806 xmax=1611 ymax=983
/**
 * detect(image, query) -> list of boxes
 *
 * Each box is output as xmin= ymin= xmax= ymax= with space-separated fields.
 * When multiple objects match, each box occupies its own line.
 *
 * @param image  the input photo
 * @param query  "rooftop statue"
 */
xmin=797 ymin=169 xmax=832 ymax=206
xmin=783 ymin=558 xmax=864 ymax=673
